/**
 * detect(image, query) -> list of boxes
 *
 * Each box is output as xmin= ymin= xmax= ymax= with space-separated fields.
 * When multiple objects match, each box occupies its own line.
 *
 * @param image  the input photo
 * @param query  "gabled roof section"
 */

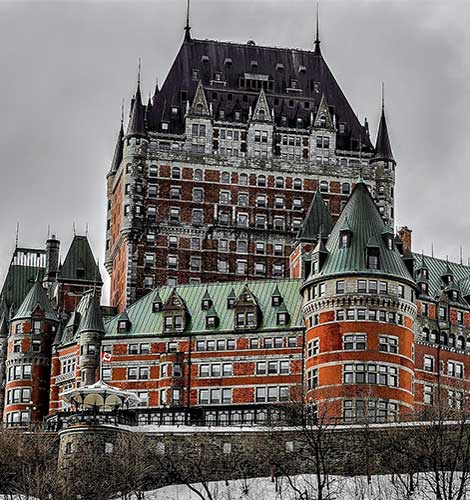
xmin=147 ymin=38 xmax=372 ymax=150
xmin=313 ymin=94 xmax=334 ymax=129
xmin=189 ymin=80 xmax=210 ymax=116
xmin=233 ymin=284 xmax=260 ymax=309
xmin=373 ymin=108 xmax=395 ymax=163
xmin=297 ymin=190 xmax=334 ymax=242
xmin=312 ymin=180 xmax=413 ymax=282
xmin=59 ymin=236 xmax=102 ymax=284
xmin=162 ymin=288 xmax=188 ymax=312
xmin=104 ymin=279 xmax=303 ymax=336
xmin=251 ymin=88 xmax=272 ymax=123
xmin=13 ymin=279 xmax=57 ymax=322
xmin=126 ymin=81 xmax=146 ymax=138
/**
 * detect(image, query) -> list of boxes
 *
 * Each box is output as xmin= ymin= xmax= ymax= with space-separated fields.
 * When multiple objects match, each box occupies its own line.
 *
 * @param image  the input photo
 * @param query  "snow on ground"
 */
xmin=135 ymin=473 xmax=467 ymax=500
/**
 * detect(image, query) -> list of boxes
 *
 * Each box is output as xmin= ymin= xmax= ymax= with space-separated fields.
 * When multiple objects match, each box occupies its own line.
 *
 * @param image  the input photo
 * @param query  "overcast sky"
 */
xmin=0 ymin=0 xmax=468 ymax=304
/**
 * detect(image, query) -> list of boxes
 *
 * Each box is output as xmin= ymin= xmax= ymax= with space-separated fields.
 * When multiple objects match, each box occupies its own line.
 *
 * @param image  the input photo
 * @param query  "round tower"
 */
xmin=4 ymin=279 xmax=58 ymax=425
xmin=302 ymin=180 xmax=417 ymax=423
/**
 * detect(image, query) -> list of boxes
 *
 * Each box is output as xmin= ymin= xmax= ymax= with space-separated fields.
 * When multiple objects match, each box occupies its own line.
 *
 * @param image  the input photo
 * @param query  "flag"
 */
xmin=101 ymin=351 xmax=112 ymax=363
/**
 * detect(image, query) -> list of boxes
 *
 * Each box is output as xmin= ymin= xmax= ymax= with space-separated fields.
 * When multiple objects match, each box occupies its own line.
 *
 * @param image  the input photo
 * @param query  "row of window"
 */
xmin=307 ymin=334 xmax=398 ymax=356
xmin=343 ymin=399 xmax=398 ymax=422
xmin=6 ymin=388 xmax=31 ymax=404
xmin=12 ymin=339 xmax=41 ymax=353
xmin=423 ymin=385 xmax=464 ymax=408
xmin=424 ymin=328 xmax=469 ymax=348
xmin=343 ymin=363 xmax=399 ymax=387
xmin=334 ymin=309 xmax=404 ymax=325
xmin=166 ymin=237 xmax=287 ymax=256
xmin=5 ymin=411 xmax=30 ymax=425
xmin=7 ymin=365 xmax=32 ymax=381
xmin=199 ymin=363 xmax=233 ymax=377
xmin=422 ymin=356 xmax=464 ymax=378
xmin=14 ymin=321 xmax=43 ymax=334
xmin=306 ymin=279 xmax=402 ymax=300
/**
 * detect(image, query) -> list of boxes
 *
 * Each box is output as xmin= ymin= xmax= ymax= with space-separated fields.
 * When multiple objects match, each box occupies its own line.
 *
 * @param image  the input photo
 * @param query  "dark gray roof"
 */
xmin=146 ymin=37 xmax=372 ymax=152
xmin=12 ymin=280 xmax=57 ymax=322
xmin=373 ymin=108 xmax=394 ymax=163
xmin=310 ymin=180 xmax=413 ymax=283
xmin=108 ymin=121 xmax=124 ymax=177
xmin=79 ymin=293 xmax=105 ymax=334
xmin=126 ymin=82 xmax=146 ymax=138
xmin=59 ymin=236 xmax=102 ymax=284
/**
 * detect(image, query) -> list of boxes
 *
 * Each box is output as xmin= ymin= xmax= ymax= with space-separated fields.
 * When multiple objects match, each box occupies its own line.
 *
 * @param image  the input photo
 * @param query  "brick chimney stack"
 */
xmin=398 ymin=226 xmax=412 ymax=252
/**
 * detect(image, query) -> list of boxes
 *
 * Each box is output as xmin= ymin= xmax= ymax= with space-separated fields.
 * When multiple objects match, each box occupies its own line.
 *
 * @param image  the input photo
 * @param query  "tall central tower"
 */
xmin=105 ymin=20 xmax=396 ymax=312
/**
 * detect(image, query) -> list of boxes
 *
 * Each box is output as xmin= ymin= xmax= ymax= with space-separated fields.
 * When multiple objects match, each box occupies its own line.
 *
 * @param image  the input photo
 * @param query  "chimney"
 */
xmin=398 ymin=226 xmax=412 ymax=252
xmin=45 ymin=235 xmax=60 ymax=281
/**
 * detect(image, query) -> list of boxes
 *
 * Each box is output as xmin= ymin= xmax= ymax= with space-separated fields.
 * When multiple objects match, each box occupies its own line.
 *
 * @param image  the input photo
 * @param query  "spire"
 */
xmin=184 ymin=0 xmax=191 ymax=42
xmin=153 ymin=78 xmax=159 ymax=101
xmin=372 ymin=84 xmax=395 ymax=163
xmin=12 ymin=280 xmax=57 ymax=322
xmin=126 ymin=65 xmax=146 ymax=138
xmin=79 ymin=293 xmax=105 ymax=334
xmin=314 ymin=1 xmax=321 ymax=55
xmin=108 ymin=112 xmax=124 ymax=177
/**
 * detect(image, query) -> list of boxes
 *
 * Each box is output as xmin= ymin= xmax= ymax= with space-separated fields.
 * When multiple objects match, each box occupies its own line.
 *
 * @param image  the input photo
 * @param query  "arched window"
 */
xmin=457 ymin=336 xmax=465 ymax=350
xmin=239 ymin=173 xmax=248 ymax=186
xmin=319 ymin=180 xmax=328 ymax=193
xmin=275 ymin=176 xmax=284 ymax=188
xmin=439 ymin=332 xmax=447 ymax=346
xmin=194 ymin=168 xmax=203 ymax=181
xmin=257 ymin=175 xmax=266 ymax=187
xmin=341 ymin=182 xmax=351 ymax=195
xmin=319 ymin=115 xmax=327 ymax=127
xmin=171 ymin=166 xmax=181 ymax=179
xmin=449 ymin=334 xmax=456 ymax=347
xmin=196 ymin=103 xmax=203 ymax=115
xmin=293 ymin=178 xmax=302 ymax=190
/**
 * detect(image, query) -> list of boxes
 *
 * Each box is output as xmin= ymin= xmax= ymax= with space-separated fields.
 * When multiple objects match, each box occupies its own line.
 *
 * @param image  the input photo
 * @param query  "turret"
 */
xmin=301 ymin=178 xmax=417 ymax=422
xmin=45 ymin=234 xmax=60 ymax=282
xmin=4 ymin=277 xmax=58 ymax=426
xmin=78 ymin=292 xmax=105 ymax=386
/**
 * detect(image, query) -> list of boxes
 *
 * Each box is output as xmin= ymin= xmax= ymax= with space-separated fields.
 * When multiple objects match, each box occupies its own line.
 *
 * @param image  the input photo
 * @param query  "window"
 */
xmin=217 ymin=259 xmax=229 ymax=273
xmin=344 ymin=363 xmax=398 ymax=387
xmin=449 ymin=389 xmax=464 ymax=409
xmin=190 ymin=256 xmax=201 ymax=272
xmin=194 ymin=168 xmax=203 ymax=181
xmin=239 ymin=173 xmax=249 ymax=186
xmin=308 ymin=338 xmax=319 ymax=357
xmin=424 ymin=385 xmax=434 ymax=405
xmin=336 ymin=281 xmax=345 ymax=294
xmin=319 ymin=180 xmax=328 ymax=193
xmin=448 ymin=360 xmax=464 ymax=378
xmin=237 ymin=213 xmax=249 ymax=227
xmin=343 ymin=399 xmax=398 ymax=423
xmin=193 ymin=188 xmax=204 ymax=202
xmin=256 ymin=194 xmax=266 ymax=207
xmin=192 ymin=209 xmax=204 ymax=225
xmin=341 ymin=182 xmax=351 ymax=194
xmin=199 ymin=388 xmax=232 ymax=404
xmin=398 ymin=285 xmax=405 ymax=299
xmin=236 ymin=311 xmax=256 ymax=328
xmin=257 ymin=175 xmax=266 ymax=187
xmin=171 ymin=167 xmax=181 ymax=179
xmin=255 ymin=242 xmax=265 ymax=255
xmin=168 ymin=235 xmax=178 ymax=248
xmin=168 ymin=255 xmax=178 ymax=269
xmin=221 ymin=171 xmax=231 ymax=184
xmin=343 ymin=334 xmax=366 ymax=351
xmin=379 ymin=281 xmax=388 ymax=295
xmin=272 ymin=263 xmax=284 ymax=277
xmin=307 ymin=369 xmax=318 ymax=389
xmin=273 ymin=217 xmax=285 ymax=231
xmin=274 ymin=196 xmax=285 ymax=209
xmin=275 ymin=177 xmax=284 ymax=188
xmin=293 ymin=198 xmax=303 ymax=210
xmin=236 ymin=260 xmax=247 ymax=275
xmin=379 ymin=336 xmax=398 ymax=354
xmin=255 ymin=262 xmax=266 ymax=276
xmin=293 ymin=178 xmax=302 ymax=189
xmin=255 ymin=215 xmax=267 ymax=229
xmin=238 ymin=193 xmax=249 ymax=206
xmin=164 ymin=315 xmax=184 ymax=332
xmin=255 ymin=386 xmax=289 ymax=403
xmin=169 ymin=207 xmax=180 ymax=222
xmin=423 ymin=355 xmax=434 ymax=372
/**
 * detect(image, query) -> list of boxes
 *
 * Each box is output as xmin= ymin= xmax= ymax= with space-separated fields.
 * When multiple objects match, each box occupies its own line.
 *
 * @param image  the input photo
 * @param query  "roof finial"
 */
xmin=381 ymin=82 xmax=385 ymax=112
xmin=184 ymin=0 xmax=191 ymax=41
xmin=15 ymin=222 xmax=19 ymax=249
xmin=73 ymin=222 xmax=76 ymax=237
xmin=137 ymin=57 xmax=142 ymax=87
xmin=314 ymin=0 xmax=321 ymax=55
xmin=121 ymin=98 xmax=125 ymax=125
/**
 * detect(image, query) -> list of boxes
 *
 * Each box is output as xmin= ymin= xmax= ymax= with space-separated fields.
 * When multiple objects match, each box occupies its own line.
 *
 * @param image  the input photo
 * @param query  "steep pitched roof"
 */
xmin=59 ymin=236 xmax=102 ymax=284
xmin=251 ymin=88 xmax=272 ymax=122
xmin=189 ymin=80 xmax=210 ymax=116
xmin=79 ymin=292 xmax=105 ymax=334
xmin=12 ymin=279 xmax=57 ymax=322
xmin=297 ymin=190 xmax=334 ymax=242
xmin=312 ymin=180 xmax=412 ymax=282
xmin=126 ymin=82 xmax=146 ymax=137
xmin=0 ymin=248 xmax=46 ymax=309
xmin=313 ymin=94 xmax=334 ymax=129
xmin=373 ymin=108 xmax=395 ymax=163
xmin=147 ymin=38 xmax=371 ymax=151
xmin=105 ymin=279 xmax=303 ymax=336
xmin=107 ymin=121 xmax=124 ymax=177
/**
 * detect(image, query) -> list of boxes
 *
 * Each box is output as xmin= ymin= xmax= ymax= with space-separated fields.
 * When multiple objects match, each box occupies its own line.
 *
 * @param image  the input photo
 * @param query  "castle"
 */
xmin=0 ymin=15 xmax=469 ymax=427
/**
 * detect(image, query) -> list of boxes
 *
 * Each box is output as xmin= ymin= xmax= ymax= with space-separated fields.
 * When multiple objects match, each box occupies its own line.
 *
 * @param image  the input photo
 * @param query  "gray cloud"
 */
xmin=0 ymin=0 xmax=468 ymax=302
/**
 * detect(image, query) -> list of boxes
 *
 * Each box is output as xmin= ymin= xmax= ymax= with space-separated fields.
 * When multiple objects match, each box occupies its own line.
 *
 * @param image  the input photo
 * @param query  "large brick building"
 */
xmin=105 ymin=22 xmax=395 ymax=312
xmin=0 ymin=18 xmax=469 ymax=426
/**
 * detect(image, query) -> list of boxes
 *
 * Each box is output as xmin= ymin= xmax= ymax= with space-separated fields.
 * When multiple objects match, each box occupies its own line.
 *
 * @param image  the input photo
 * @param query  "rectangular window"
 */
xmin=357 ymin=280 xmax=367 ymax=293
xmin=343 ymin=334 xmax=366 ymax=351
xmin=423 ymin=355 xmax=434 ymax=372
xmin=336 ymin=281 xmax=345 ymax=294
xmin=379 ymin=336 xmax=398 ymax=354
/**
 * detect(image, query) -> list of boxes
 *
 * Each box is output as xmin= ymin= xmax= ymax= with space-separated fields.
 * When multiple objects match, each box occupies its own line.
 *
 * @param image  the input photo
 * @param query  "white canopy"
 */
xmin=61 ymin=381 xmax=140 ymax=410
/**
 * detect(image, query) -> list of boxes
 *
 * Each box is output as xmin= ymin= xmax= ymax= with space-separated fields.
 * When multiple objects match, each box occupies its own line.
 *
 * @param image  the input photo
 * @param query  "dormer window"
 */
xmin=250 ymin=60 xmax=258 ymax=68
xmin=206 ymin=315 xmax=219 ymax=328
xmin=420 ymin=282 xmax=428 ymax=295
xmin=367 ymin=252 xmax=380 ymax=270
xmin=214 ymin=72 xmax=222 ymax=81
xmin=319 ymin=115 xmax=327 ymax=127
xmin=227 ymin=297 xmax=236 ymax=309
xmin=451 ymin=290 xmax=459 ymax=301
xmin=164 ymin=314 xmax=184 ymax=332
xmin=117 ymin=319 xmax=131 ymax=333
xmin=201 ymin=55 xmax=210 ymax=63
xmin=298 ymin=65 xmax=307 ymax=73
xmin=276 ymin=63 xmax=284 ymax=71
xmin=224 ymin=58 xmax=232 ymax=66
xmin=277 ymin=312 xmax=290 ymax=326
xmin=152 ymin=300 xmax=163 ymax=313
xmin=236 ymin=311 xmax=257 ymax=329
xmin=201 ymin=299 xmax=212 ymax=310
xmin=234 ymin=111 xmax=241 ymax=121
xmin=340 ymin=233 xmax=350 ymax=249
xmin=385 ymin=236 xmax=393 ymax=250
xmin=272 ymin=295 xmax=283 ymax=307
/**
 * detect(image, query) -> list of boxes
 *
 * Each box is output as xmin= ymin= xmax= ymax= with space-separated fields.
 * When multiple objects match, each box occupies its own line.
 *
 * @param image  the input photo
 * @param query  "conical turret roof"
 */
xmin=79 ymin=292 xmax=104 ymax=334
xmin=309 ymin=179 xmax=412 ymax=282
xmin=373 ymin=109 xmax=395 ymax=163
xmin=126 ymin=81 xmax=146 ymax=138
xmin=297 ymin=190 xmax=334 ymax=242
xmin=12 ymin=279 xmax=57 ymax=322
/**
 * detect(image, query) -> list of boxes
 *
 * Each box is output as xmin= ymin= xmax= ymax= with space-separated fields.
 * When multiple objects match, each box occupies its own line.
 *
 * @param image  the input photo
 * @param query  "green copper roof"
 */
xmin=414 ymin=253 xmax=470 ymax=299
xmin=105 ymin=278 xmax=303 ymax=336
xmin=312 ymin=181 xmax=412 ymax=282
xmin=297 ymin=190 xmax=334 ymax=242
xmin=59 ymin=236 xmax=102 ymax=284
xmin=13 ymin=280 xmax=57 ymax=322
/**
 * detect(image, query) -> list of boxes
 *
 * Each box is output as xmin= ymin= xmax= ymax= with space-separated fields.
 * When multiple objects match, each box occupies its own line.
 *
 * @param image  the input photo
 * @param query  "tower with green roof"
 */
xmin=301 ymin=178 xmax=417 ymax=421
